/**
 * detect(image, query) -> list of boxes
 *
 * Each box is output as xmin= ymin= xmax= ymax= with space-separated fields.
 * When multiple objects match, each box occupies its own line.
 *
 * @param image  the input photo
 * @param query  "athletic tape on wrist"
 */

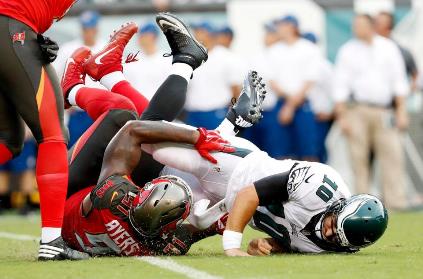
xmin=223 ymin=230 xmax=243 ymax=250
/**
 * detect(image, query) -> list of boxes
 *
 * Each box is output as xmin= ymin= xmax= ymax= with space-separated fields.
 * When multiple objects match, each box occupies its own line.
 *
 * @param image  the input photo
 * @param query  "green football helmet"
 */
xmin=324 ymin=194 xmax=388 ymax=250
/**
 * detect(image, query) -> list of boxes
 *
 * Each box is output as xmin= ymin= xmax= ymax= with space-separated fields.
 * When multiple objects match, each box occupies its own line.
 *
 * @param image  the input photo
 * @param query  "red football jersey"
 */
xmin=62 ymin=175 xmax=190 ymax=256
xmin=0 ymin=0 xmax=77 ymax=33
xmin=62 ymin=184 xmax=154 ymax=257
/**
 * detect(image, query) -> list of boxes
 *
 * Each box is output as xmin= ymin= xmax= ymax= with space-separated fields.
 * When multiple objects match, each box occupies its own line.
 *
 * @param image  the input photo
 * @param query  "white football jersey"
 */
xmin=249 ymin=161 xmax=351 ymax=253
xmin=143 ymin=123 xmax=352 ymax=252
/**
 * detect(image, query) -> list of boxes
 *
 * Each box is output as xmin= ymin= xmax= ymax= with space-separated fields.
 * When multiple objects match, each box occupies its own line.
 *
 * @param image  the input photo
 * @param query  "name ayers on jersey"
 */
xmin=105 ymin=219 xmax=141 ymax=256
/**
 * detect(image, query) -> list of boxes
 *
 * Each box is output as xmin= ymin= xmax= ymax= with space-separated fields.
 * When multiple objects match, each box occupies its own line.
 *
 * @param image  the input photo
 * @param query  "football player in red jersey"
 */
xmin=60 ymin=14 xmax=233 ymax=256
xmin=0 ymin=0 xmax=87 ymax=260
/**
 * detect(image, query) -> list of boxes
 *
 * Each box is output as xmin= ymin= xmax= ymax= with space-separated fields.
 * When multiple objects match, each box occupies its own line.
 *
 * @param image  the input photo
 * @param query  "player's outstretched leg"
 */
xmin=132 ymin=13 xmax=209 ymax=185
xmin=219 ymin=70 xmax=267 ymax=135
xmin=62 ymin=46 xmax=137 ymax=120
xmin=84 ymin=22 xmax=149 ymax=115
xmin=139 ymin=12 xmax=208 ymax=122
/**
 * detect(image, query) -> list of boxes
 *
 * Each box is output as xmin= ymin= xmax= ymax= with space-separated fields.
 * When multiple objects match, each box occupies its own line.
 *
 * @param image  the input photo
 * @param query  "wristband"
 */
xmin=222 ymin=230 xmax=243 ymax=250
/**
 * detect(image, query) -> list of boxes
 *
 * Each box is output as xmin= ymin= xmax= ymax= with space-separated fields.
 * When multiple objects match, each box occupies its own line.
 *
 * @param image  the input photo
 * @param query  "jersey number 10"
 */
xmin=316 ymin=175 xmax=338 ymax=202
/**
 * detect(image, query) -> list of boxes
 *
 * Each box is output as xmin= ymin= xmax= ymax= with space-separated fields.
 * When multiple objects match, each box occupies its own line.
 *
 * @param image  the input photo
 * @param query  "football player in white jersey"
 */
xmin=142 ymin=76 xmax=389 ymax=256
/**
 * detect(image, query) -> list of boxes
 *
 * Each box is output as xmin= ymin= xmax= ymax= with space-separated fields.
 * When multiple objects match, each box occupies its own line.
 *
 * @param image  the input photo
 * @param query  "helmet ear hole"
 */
xmin=164 ymin=184 xmax=169 ymax=190
xmin=154 ymin=200 xmax=160 ymax=207
xmin=368 ymin=207 xmax=372 ymax=211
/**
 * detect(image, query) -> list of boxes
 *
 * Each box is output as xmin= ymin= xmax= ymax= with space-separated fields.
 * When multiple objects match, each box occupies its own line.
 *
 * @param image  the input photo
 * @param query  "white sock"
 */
xmin=100 ymin=71 xmax=126 ymax=90
xmin=216 ymin=118 xmax=237 ymax=136
xmin=41 ymin=227 xmax=62 ymax=243
xmin=171 ymin=63 xmax=193 ymax=83
xmin=68 ymin=84 xmax=84 ymax=106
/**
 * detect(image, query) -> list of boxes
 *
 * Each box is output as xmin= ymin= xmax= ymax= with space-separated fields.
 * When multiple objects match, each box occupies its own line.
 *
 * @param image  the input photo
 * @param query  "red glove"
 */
xmin=195 ymin=128 xmax=235 ymax=164
xmin=214 ymin=213 xmax=229 ymax=235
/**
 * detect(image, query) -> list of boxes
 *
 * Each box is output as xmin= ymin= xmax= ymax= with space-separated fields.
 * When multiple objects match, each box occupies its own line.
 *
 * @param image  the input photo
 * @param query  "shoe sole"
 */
xmin=109 ymin=22 xmax=138 ymax=43
xmin=156 ymin=13 xmax=208 ymax=62
xmin=246 ymin=70 xmax=267 ymax=122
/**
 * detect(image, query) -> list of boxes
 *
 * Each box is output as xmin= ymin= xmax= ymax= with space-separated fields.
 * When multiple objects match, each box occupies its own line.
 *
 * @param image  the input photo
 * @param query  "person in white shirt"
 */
xmin=268 ymin=15 xmax=321 ymax=160
xmin=184 ymin=21 xmax=243 ymax=129
xmin=216 ymin=25 xmax=234 ymax=49
xmin=123 ymin=22 xmax=171 ymax=100
xmin=243 ymin=22 xmax=281 ymax=157
xmin=53 ymin=10 xmax=107 ymax=148
xmin=375 ymin=12 xmax=418 ymax=93
xmin=333 ymin=14 xmax=409 ymax=210
xmin=303 ymin=32 xmax=335 ymax=163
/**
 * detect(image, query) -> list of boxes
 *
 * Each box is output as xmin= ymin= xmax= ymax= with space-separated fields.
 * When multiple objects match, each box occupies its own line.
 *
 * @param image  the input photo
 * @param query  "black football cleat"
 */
xmin=156 ymin=12 xmax=208 ymax=70
xmin=226 ymin=70 xmax=267 ymax=134
xmin=38 ymin=236 xmax=90 ymax=261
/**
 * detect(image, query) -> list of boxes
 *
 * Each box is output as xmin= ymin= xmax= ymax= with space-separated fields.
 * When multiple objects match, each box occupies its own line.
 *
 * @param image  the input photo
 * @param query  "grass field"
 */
xmin=0 ymin=211 xmax=422 ymax=279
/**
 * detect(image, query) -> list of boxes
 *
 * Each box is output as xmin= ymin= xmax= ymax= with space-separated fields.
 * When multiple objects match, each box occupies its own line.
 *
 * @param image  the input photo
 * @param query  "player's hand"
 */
xmin=247 ymin=238 xmax=273 ymax=256
xmin=195 ymin=128 xmax=235 ymax=164
xmin=278 ymin=104 xmax=295 ymax=125
xmin=395 ymin=109 xmax=409 ymax=131
xmin=337 ymin=115 xmax=351 ymax=136
xmin=224 ymin=248 xmax=251 ymax=257
xmin=37 ymin=34 xmax=59 ymax=63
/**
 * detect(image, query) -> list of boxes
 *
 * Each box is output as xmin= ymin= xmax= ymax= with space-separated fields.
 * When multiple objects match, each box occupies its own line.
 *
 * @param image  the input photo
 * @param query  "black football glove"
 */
xmin=37 ymin=34 xmax=59 ymax=63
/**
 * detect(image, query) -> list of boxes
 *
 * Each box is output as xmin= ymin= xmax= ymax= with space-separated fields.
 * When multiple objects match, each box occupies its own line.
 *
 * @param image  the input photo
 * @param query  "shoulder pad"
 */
xmin=91 ymin=175 xmax=140 ymax=218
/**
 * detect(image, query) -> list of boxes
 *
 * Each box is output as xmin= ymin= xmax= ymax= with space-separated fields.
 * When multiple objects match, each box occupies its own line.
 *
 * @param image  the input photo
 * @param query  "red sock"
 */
xmin=36 ymin=142 xmax=68 ymax=228
xmin=75 ymin=87 xmax=137 ymax=120
xmin=0 ymin=143 xmax=13 ymax=164
xmin=111 ymin=81 xmax=149 ymax=116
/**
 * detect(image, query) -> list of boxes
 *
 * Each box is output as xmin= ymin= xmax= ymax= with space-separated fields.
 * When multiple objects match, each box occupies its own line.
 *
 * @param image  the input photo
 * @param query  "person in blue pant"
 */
xmin=267 ymin=15 xmax=321 ymax=160
xmin=184 ymin=21 xmax=243 ymax=130
xmin=0 ymin=129 xmax=37 ymax=213
xmin=302 ymin=32 xmax=335 ymax=163
xmin=67 ymin=108 xmax=94 ymax=148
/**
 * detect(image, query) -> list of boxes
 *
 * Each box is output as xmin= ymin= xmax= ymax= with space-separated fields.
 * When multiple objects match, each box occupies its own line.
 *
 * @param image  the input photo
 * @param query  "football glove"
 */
xmin=194 ymin=128 xmax=235 ymax=164
xmin=37 ymin=34 xmax=59 ymax=63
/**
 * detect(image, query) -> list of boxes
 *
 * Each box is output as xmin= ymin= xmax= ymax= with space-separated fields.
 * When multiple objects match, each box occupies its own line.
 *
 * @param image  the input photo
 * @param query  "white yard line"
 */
xmin=137 ymin=257 xmax=223 ymax=279
xmin=0 ymin=231 xmax=39 ymax=241
xmin=0 ymin=231 xmax=222 ymax=279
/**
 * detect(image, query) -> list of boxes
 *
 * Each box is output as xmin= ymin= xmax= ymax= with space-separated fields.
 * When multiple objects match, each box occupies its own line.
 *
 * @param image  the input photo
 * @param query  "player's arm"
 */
xmin=223 ymin=172 xmax=289 ymax=256
xmin=98 ymin=120 xmax=234 ymax=183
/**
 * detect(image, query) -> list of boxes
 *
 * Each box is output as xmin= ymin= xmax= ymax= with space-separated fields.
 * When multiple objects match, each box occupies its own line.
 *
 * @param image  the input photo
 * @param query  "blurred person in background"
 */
xmin=53 ymin=10 xmax=106 ymax=148
xmin=0 ymin=126 xmax=38 ymax=214
xmin=333 ymin=14 xmax=409 ymax=210
xmin=216 ymin=25 xmax=234 ymax=49
xmin=184 ymin=21 xmax=242 ymax=129
xmin=375 ymin=12 xmax=418 ymax=93
xmin=243 ymin=22 xmax=280 ymax=155
xmin=303 ymin=32 xmax=335 ymax=163
xmin=268 ymin=15 xmax=320 ymax=160
xmin=124 ymin=22 xmax=171 ymax=100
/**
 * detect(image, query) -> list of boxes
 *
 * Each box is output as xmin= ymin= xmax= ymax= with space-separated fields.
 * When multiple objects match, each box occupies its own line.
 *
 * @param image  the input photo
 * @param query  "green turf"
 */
xmin=0 ymin=212 xmax=422 ymax=279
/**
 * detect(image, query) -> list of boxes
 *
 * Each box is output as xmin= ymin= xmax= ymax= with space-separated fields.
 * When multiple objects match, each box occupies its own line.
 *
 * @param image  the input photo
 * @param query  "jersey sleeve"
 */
xmin=90 ymin=175 xmax=140 ymax=220
xmin=253 ymin=172 xmax=290 ymax=205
